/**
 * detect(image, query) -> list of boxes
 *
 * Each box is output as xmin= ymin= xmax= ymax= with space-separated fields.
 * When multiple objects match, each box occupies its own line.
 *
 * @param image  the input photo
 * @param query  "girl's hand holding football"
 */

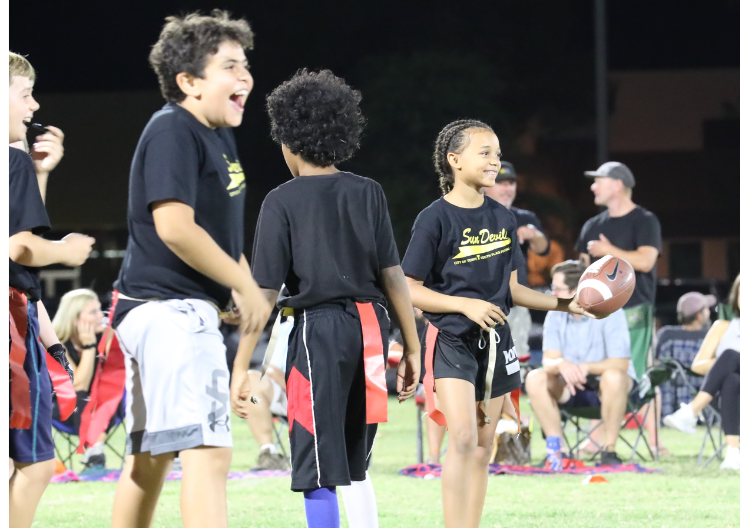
xmin=458 ymin=298 xmax=506 ymax=330
xmin=567 ymin=295 xmax=601 ymax=319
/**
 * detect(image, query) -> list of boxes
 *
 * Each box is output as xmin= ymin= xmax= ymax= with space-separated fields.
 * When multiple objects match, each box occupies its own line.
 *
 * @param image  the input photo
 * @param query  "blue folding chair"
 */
xmin=52 ymin=392 xmax=126 ymax=471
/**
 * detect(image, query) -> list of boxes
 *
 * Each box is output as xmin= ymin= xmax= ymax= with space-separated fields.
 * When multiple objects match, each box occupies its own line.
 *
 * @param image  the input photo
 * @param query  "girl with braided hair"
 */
xmin=402 ymin=120 xmax=596 ymax=527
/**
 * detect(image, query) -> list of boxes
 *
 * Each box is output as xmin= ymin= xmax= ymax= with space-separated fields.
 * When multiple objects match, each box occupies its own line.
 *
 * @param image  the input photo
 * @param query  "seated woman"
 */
xmin=51 ymin=288 xmax=109 ymax=468
xmin=664 ymin=273 xmax=740 ymax=470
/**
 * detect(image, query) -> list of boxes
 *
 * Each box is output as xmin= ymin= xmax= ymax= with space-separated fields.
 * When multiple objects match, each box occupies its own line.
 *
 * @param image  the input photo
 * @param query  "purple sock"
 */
xmin=303 ymin=487 xmax=340 ymax=528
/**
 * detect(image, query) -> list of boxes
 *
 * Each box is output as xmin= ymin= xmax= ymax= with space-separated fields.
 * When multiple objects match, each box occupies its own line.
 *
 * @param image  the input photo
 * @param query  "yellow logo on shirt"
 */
xmin=223 ymin=155 xmax=246 ymax=197
xmin=453 ymin=228 xmax=512 ymax=264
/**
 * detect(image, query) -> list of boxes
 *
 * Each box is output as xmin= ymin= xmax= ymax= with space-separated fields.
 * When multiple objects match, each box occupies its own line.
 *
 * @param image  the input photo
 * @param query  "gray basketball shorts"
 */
xmin=115 ymin=299 xmax=232 ymax=455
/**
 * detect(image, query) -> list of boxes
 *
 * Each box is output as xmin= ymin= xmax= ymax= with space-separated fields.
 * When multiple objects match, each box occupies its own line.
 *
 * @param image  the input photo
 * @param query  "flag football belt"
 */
xmin=424 ymin=323 xmax=518 ymax=428
xmin=260 ymin=302 xmax=389 ymax=424
xmin=9 ymin=287 xmax=76 ymax=428
xmin=115 ymin=292 xmax=235 ymax=319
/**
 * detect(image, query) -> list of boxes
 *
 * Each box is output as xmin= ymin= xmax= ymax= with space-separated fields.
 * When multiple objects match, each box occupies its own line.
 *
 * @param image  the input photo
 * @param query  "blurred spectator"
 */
xmin=664 ymin=273 xmax=740 ymax=470
xmin=244 ymin=319 xmax=293 ymax=471
xmin=656 ymin=292 xmax=716 ymax=418
xmin=527 ymin=241 xmax=565 ymax=291
xmin=525 ymin=260 xmax=637 ymax=469
xmin=485 ymin=161 xmax=550 ymax=359
xmin=50 ymin=289 xmax=110 ymax=469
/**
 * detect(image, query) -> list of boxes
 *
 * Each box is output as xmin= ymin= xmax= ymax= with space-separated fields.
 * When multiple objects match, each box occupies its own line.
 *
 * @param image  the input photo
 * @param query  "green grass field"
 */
xmin=36 ymin=398 xmax=739 ymax=528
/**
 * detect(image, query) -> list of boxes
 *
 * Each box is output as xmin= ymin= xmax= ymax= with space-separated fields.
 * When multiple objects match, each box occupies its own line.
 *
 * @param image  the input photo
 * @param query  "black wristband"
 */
xmin=48 ymin=343 xmax=66 ymax=355
xmin=80 ymin=343 xmax=97 ymax=350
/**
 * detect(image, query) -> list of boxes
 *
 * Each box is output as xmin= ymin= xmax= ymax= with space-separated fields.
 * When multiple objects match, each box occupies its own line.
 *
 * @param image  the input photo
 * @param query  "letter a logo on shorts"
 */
xmin=206 ymin=369 xmax=230 ymax=432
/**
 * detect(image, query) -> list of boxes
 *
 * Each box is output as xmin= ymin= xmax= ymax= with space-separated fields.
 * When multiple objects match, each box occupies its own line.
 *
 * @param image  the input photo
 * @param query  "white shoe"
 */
xmin=664 ymin=403 xmax=697 ymax=434
xmin=720 ymin=447 xmax=740 ymax=470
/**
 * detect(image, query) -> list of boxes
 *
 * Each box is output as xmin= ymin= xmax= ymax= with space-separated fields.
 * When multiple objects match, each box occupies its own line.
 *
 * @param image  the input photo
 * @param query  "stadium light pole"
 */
xmin=595 ymin=0 xmax=609 ymax=164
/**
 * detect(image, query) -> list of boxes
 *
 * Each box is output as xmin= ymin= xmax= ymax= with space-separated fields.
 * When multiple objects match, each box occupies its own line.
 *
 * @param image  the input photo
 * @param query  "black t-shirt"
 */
xmin=510 ymin=206 xmax=549 ymax=287
xmin=9 ymin=147 xmax=51 ymax=302
xmin=402 ymin=196 xmax=525 ymax=336
xmin=575 ymin=206 xmax=661 ymax=308
xmin=251 ymin=172 xmax=399 ymax=310
xmin=113 ymin=103 xmax=246 ymax=326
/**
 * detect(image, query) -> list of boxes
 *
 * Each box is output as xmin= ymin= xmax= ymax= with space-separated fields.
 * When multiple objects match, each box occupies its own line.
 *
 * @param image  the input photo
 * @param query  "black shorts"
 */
xmin=560 ymin=374 xmax=640 ymax=408
xmin=286 ymin=301 xmax=389 ymax=492
xmin=422 ymin=321 xmax=521 ymax=401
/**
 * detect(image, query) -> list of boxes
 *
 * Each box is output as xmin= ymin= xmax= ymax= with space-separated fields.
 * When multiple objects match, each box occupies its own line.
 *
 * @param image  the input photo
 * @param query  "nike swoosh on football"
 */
xmin=606 ymin=260 xmax=620 ymax=281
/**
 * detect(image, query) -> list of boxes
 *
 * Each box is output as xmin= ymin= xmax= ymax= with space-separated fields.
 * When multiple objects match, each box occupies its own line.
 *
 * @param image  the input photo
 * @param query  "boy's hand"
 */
xmin=233 ymin=284 xmax=271 ymax=335
xmin=459 ymin=298 xmax=506 ymax=330
xmin=396 ymin=345 xmax=421 ymax=402
xmin=230 ymin=367 xmax=252 ymax=419
xmin=59 ymin=233 xmax=95 ymax=267
xmin=31 ymin=126 xmax=65 ymax=174
xmin=221 ymin=300 xmax=242 ymax=326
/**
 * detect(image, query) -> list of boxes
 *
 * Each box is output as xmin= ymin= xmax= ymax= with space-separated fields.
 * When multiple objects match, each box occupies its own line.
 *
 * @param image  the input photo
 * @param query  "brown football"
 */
xmin=577 ymin=255 xmax=636 ymax=317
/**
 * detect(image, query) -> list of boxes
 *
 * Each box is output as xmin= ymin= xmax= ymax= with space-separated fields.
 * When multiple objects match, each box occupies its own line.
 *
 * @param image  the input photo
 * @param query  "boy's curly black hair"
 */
xmin=149 ymin=10 xmax=254 ymax=103
xmin=433 ymin=119 xmax=494 ymax=195
xmin=266 ymin=69 xmax=365 ymax=167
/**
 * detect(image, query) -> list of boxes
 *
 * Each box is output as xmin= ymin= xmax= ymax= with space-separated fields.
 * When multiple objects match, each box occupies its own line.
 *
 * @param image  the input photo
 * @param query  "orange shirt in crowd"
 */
xmin=527 ymin=240 xmax=564 ymax=287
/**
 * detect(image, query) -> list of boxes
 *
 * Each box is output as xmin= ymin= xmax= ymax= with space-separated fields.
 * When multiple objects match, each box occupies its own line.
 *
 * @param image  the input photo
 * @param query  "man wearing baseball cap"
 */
xmin=576 ymin=162 xmax=662 ymax=374
xmin=656 ymin=292 xmax=716 ymax=420
xmin=576 ymin=161 xmax=663 ymax=450
xmin=485 ymin=161 xmax=550 ymax=359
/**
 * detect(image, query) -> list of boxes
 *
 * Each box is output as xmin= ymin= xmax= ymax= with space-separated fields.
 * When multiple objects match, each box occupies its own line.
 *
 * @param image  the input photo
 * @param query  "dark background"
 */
xmin=9 ymin=0 xmax=740 ymax=315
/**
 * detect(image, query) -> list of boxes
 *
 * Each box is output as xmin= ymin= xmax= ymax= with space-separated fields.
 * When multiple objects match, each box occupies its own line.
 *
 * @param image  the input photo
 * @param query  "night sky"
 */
xmin=8 ymin=0 xmax=740 ymax=296
xmin=11 ymin=0 xmax=740 ymax=94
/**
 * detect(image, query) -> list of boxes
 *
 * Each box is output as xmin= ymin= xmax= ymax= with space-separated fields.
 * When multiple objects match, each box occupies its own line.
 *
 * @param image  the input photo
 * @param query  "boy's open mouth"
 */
xmin=230 ymin=90 xmax=249 ymax=112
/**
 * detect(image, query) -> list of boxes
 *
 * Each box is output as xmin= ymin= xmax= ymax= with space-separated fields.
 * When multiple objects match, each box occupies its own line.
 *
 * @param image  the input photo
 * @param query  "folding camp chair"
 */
xmin=52 ymin=393 xmax=126 ymax=471
xmin=559 ymin=361 xmax=676 ymax=463
xmin=660 ymin=358 xmax=726 ymax=467
xmin=52 ymin=413 xmax=125 ymax=471
xmin=415 ymin=387 xmax=426 ymax=464
xmin=697 ymin=402 xmax=726 ymax=467
xmin=272 ymin=414 xmax=290 ymax=460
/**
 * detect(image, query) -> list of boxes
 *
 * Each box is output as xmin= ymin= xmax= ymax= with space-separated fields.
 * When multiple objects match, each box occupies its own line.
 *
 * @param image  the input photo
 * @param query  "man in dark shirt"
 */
xmin=108 ymin=13 xmax=270 ymax=528
xmin=484 ymin=161 xmax=550 ymax=359
xmin=577 ymin=161 xmax=663 ymax=454
xmin=576 ymin=162 xmax=662 ymax=378
xmin=230 ymin=69 xmax=420 ymax=528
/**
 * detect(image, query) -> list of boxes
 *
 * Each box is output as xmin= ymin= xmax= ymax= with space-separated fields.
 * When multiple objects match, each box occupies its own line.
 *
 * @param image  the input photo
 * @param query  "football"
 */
xmin=577 ymin=255 xmax=636 ymax=317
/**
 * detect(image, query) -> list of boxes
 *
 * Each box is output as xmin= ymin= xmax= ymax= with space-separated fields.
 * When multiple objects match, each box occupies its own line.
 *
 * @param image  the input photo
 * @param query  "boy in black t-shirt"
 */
xmin=230 ymin=70 xmax=420 ymax=528
xmin=9 ymin=51 xmax=94 ymax=528
xmin=109 ymin=12 xmax=270 ymax=528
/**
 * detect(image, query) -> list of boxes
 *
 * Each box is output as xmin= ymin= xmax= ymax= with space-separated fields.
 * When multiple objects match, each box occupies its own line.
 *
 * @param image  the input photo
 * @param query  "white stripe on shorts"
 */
xmin=303 ymin=312 xmax=321 ymax=488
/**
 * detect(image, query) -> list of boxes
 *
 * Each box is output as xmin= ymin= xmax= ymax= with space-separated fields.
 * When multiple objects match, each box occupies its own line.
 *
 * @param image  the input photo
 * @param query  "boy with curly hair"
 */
xmin=230 ymin=69 xmax=421 ymax=528
xmin=109 ymin=11 xmax=270 ymax=528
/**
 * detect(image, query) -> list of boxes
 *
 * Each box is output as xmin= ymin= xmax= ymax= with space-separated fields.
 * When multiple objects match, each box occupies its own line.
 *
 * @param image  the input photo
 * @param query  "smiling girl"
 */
xmin=402 ymin=119 xmax=596 ymax=527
